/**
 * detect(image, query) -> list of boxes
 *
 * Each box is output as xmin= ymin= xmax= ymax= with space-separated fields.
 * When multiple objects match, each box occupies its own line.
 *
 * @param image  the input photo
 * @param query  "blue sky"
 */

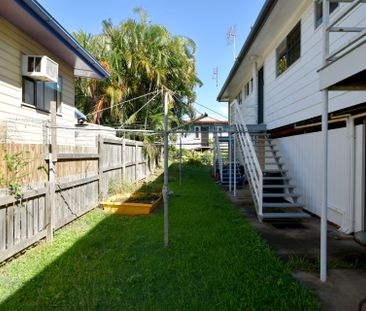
xmin=38 ymin=0 xmax=265 ymax=120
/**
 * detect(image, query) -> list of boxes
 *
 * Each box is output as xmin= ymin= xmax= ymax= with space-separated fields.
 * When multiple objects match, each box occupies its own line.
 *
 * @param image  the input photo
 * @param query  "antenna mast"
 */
xmin=226 ymin=25 xmax=237 ymax=61
xmin=212 ymin=66 xmax=219 ymax=87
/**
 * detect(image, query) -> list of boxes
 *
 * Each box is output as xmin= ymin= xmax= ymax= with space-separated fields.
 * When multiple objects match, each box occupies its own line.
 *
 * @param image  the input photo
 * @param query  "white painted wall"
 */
xmin=179 ymin=127 xmax=228 ymax=150
xmin=236 ymin=2 xmax=366 ymax=128
xmin=0 ymin=16 xmax=77 ymax=144
xmin=274 ymin=125 xmax=364 ymax=231
xmin=264 ymin=3 xmax=366 ymax=129
xmin=238 ymin=88 xmax=257 ymax=125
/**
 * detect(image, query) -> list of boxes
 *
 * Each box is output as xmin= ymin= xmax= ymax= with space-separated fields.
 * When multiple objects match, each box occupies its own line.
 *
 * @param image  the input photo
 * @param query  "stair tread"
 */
xmin=263 ymin=193 xmax=299 ymax=198
xmin=263 ymin=176 xmax=291 ymax=180
xmin=263 ymin=169 xmax=287 ymax=173
xmin=263 ymin=202 xmax=304 ymax=208
xmin=261 ymin=212 xmax=310 ymax=219
xmin=263 ymin=184 xmax=295 ymax=188
xmin=256 ymin=155 xmax=282 ymax=158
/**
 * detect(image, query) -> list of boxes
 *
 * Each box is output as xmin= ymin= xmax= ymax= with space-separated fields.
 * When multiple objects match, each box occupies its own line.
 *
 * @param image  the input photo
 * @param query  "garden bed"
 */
xmin=100 ymin=192 xmax=162 ymax=215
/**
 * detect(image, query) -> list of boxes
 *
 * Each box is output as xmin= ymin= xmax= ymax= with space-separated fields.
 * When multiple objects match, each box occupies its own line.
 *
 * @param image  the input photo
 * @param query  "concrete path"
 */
xmin=226 ymin=184 xmax=366 ymax=311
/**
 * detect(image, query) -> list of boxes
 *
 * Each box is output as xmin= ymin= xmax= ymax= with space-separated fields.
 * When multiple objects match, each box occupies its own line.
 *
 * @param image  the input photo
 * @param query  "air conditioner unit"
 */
xmin=22 ymin=55 xmax=58 ymax=83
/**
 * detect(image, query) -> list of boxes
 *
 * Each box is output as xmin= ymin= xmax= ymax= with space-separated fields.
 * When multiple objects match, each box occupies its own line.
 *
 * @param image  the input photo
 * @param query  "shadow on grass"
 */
xmin=0 ymin=164 xmax=319 ymax=310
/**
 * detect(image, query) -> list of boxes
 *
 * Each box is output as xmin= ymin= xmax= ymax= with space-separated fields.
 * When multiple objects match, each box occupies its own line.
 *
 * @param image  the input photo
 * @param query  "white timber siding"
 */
xmin=274 ymin=125 xmax=364 ymax=231
xmin=0 ymin=17 xmax=76 ymax=144
xmin=236 ymin=1 xmax=366 ymax=128
xmin=262 ymin=2 xmax=366 ymax=129
xmin=237 ymin=88 xmax=257 ymax=125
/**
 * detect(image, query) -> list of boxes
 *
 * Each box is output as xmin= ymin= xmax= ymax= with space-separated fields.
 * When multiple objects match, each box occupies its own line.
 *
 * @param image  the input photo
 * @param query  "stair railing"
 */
xmin=213 ymin=133 xmax=224 ymax=183
xmin=234 ymin=103 xmax=263 ymax=217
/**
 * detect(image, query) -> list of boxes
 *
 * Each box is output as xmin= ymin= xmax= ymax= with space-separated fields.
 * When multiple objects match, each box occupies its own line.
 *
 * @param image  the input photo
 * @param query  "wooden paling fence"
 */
xmin=0 ymin=136 xmax=156 ymax=263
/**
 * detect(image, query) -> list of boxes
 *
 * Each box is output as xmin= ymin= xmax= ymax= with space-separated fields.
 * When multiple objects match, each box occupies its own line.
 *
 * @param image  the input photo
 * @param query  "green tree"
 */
xmin=74 ymin=8 xmax=201 ymax=127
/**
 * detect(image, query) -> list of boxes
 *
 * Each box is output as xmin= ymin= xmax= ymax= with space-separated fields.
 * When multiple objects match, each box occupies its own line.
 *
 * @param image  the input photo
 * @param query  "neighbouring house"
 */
xmin=179 ymin=116 xmax=229 ymax=151
xmin=217 ymin=0 xmax=366 ymax=233
xmin=0 ymin=0 xmax=110 ymax=145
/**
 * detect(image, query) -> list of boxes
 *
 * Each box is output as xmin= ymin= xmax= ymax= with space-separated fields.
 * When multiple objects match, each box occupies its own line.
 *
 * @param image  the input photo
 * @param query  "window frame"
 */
xmin=22 ymin=76 xmax=63 ymax=114
xmin=216 ymin=126 xmax=223 ymax=136
xmin=194 ymin=126 xmax=200 ymax=139
xmin=236 ymin=90 xmax=242 ymax=105
xmin=276 ymin=21 xmax=301 ymax=76
xmin=315 ymin=0 xmax=339 ymax=29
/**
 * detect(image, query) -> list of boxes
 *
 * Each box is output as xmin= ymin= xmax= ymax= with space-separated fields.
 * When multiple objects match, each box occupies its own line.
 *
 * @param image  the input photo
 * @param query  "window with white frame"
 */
xmin=315 ymin=0 xmax=339 ymax=28
xmin=22 ymin=76 xmax=63 ymax=113
xmin=194 ymin=126 xmax=200 ymax=139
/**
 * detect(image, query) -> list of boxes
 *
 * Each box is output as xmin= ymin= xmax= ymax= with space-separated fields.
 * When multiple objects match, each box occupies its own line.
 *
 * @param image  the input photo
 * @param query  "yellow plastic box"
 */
xmin=101 ymin=192 xmax=162 ymax=215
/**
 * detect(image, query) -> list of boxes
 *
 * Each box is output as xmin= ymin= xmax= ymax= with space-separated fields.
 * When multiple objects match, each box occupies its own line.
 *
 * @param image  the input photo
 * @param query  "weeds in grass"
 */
xmin=108 ymin=178 xmax=136 ymax=195
xmin=286 ymin=255 xmax=361 ymax=272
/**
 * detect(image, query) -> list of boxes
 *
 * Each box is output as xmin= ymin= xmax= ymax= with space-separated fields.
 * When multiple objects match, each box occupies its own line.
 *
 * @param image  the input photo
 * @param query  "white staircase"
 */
xmin=233 ymin=104 xmax=310 ymax=221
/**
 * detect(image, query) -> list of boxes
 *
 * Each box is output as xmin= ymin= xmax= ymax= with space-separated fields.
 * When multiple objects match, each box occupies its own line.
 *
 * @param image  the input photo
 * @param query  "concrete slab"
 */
xmin=293 ymin=269 xmax=366 ymax=311
xmin=225 ymin=184 xmax=366 ymax=310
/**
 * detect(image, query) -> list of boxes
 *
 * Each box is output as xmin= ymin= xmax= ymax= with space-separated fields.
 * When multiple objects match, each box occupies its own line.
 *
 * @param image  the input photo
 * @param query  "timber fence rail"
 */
xmin=0 ymin=135 xmax=156 ymax=263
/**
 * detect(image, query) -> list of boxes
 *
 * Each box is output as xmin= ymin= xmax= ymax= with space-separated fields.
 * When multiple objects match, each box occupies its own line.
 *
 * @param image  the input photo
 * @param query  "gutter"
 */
xmin=217 ymin=0 xmax=278 ymax=102
xmin=16 ymin=0 xmax=110 ymax=80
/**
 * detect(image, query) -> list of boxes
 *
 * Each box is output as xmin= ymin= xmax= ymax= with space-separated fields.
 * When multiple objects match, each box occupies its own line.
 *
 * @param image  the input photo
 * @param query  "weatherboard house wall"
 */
xmin=0 ymin=16 xmax=75 ymax=144
xmin=0 ymin=0 xmax=109 ymax=146
xmin=219 ymin=0 xmax=366 ymax=233
xmin=180 ymin=117 xmax=229 ymax=150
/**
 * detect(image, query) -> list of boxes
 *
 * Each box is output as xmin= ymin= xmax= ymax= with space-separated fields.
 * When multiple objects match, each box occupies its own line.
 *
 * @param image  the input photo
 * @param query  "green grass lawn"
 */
xmin=0 ymin=164 xmax=319 ymax=310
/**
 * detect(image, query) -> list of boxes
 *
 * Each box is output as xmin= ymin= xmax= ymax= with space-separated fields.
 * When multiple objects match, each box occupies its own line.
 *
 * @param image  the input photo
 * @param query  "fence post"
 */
xmin=145 ymin=146 xmax=148 ymax=179
xmin=98 ymin=135 xmax=104 ymax=199
xmin=47 ymin=100 xmax=57 ymax=242
xmin=135 ymin=141 xmax=138 ymax=181
xmin=122 ymin=137 xmax=126 ymax=180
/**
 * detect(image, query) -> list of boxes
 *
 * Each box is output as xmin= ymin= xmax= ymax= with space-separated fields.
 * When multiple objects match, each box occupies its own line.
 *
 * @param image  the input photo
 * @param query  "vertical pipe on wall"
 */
xmin=320 ymin=0 xmax=330 ymax=283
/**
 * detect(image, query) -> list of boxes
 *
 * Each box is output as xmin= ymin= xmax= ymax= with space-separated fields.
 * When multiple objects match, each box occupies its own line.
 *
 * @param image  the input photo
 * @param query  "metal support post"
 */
xmin=179 ymin=134 xmax=182 ymax=186
xmin=229 ymin=132 xmax=232 ymax=192
xmin=163 ymin=91 xmax=169 ymax=247
xmin=47 ymin=100 xmax=57 ymax=242
xmin=320 ymin=0 xmax=330 ymax=283
xmin=234 ymin=133 xmax=237 ymax=197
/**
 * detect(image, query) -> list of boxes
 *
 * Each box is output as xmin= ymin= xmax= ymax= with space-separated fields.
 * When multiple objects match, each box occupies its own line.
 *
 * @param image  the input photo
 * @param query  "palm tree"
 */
xmin=74 ymin=8 xmax=201 ymax=127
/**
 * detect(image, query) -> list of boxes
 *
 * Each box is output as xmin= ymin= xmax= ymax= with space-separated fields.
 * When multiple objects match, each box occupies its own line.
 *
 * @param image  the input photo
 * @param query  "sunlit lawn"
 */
xmin=0 ymin=164 xmax=319 ymax=310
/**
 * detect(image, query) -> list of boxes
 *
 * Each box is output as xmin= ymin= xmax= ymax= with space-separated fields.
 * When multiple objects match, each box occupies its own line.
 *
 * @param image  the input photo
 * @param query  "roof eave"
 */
xmin=17 ymin=0 xmax=110 ymax=80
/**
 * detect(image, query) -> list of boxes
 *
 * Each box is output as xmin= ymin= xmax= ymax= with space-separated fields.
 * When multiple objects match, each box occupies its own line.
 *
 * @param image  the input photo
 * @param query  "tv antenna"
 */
xmin=212 ymin=67 xmax=219 ymax=87
xmin=226 ymin=25 xmax=237 ymax=61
